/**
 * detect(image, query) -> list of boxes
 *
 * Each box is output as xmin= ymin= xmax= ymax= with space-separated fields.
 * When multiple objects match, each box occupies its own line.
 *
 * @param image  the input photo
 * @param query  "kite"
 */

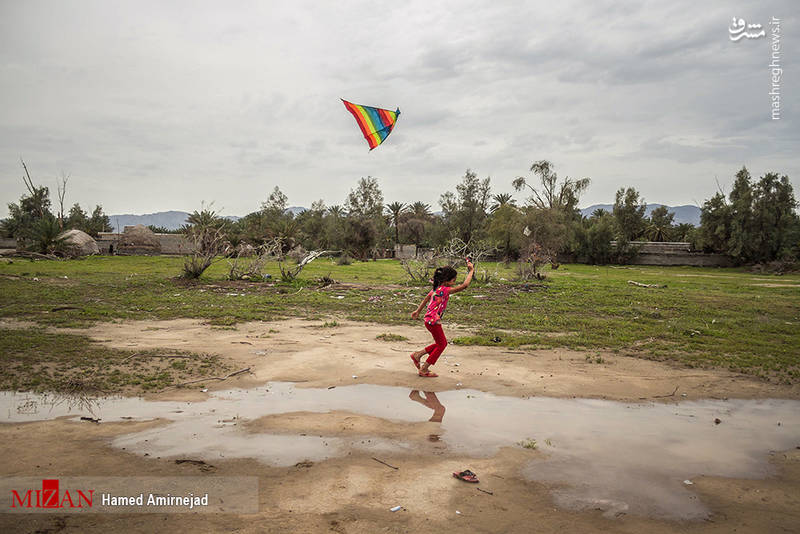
xmin=341 ymin=99 xmax=401 ymax=150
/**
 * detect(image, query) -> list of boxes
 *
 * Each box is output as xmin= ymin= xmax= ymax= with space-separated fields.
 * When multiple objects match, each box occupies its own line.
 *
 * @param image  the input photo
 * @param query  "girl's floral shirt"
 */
xmin=424 ymin=285 xmax=451 ymax=324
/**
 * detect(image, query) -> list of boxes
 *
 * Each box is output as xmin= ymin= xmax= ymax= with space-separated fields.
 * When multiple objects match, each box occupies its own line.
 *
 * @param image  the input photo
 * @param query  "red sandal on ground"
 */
xmin=453 ymin=469 xmax=479 ymax=483
xmin=418 ymin=371 xmax=438 ymax=377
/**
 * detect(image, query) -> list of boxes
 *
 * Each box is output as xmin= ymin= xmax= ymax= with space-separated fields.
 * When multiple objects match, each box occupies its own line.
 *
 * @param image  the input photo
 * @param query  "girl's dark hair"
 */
xmin=432 ymin=266 xmax=458 ymax=290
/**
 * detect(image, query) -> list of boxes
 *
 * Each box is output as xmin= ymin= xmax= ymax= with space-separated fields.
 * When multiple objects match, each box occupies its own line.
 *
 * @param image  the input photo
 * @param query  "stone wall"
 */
xmin=612 ymin=241 xmax=733 ymax=267
xmin=96 ymin=232 xmax=196 ymax=255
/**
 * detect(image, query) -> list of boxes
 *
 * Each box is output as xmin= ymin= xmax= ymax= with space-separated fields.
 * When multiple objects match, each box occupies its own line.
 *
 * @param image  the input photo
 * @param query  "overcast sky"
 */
xmin=1 ymin=0 xmax=797 ymax=217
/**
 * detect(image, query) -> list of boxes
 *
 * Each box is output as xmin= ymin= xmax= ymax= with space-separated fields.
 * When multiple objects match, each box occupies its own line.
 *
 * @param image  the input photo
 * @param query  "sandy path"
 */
xmin=72 ymin=318 xmax=800 ymax=402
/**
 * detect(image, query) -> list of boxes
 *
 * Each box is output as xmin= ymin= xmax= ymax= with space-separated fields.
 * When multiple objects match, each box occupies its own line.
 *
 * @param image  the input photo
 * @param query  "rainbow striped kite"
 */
xmin=342 ymin=99 xmax=401 ymax=150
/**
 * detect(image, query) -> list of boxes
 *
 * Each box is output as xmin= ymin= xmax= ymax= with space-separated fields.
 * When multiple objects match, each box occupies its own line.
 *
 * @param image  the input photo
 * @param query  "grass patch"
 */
xmin=0 ymin=327 xmax=229 ymax=394
xmin=0 ymin=256 xmax=798 ymax=384
xmin=376 ymin=333 xmax=409 ymax=342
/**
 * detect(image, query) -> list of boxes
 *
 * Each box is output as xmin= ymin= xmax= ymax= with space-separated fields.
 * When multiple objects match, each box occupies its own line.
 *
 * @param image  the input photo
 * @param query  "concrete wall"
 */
xmin=612 ymin=241 xmax=733 ymax=267
xmin=96 ymin=232 xmax=196 ymax=255
xmin=627 ymin=252 xmax=733 ymax=267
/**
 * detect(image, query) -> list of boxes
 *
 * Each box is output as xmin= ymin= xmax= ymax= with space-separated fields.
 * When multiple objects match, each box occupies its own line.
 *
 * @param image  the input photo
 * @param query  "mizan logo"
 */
xmin=11 ymin=479 xmax=94 ymax=509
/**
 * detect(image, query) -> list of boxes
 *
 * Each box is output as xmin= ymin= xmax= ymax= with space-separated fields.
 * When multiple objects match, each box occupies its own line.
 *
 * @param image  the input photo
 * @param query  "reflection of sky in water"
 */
xmin=2 ymin=384 xmax=799 ymax=520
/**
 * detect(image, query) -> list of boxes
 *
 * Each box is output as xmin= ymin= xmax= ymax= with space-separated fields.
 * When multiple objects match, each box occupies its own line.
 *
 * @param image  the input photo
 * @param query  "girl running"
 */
xmin=410 ymin=258 xmax=474 ymax=377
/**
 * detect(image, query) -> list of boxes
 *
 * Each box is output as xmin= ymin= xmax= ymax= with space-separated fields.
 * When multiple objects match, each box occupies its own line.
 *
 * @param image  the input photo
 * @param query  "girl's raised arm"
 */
xmin=450 ymin=260 xmax=475 ymax=294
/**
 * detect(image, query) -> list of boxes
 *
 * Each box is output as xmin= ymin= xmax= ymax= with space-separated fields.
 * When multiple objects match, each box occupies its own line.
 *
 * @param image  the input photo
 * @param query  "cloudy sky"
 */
xmin=1 ymin=0 xmax=797 ymax=217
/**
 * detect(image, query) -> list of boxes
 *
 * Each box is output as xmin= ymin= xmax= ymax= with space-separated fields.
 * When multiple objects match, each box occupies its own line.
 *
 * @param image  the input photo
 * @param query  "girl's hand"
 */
xmin=466 ymin=259 xmax=474 ymax=271
xmin=411 ymin=310 xmax=419 ymax=320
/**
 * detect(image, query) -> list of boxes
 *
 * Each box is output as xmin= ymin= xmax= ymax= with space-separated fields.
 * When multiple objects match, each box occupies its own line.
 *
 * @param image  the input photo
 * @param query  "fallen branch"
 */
xmin=627 ymin=280 xmax=666 ymax=288
xmin=476 ymin=487 xmax=494 ymax=495
xmin=371 ymin=457 xmax=399 ymax=470
xmin=177 ymin=367 xmax=251 ymax=386
xmin=640 ymin=386 xmax=679 ymax=400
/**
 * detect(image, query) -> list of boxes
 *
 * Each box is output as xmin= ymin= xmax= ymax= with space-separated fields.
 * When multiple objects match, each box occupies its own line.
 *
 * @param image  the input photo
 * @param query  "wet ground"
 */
xmin=3 ymin=383 xmax=799 ymax=521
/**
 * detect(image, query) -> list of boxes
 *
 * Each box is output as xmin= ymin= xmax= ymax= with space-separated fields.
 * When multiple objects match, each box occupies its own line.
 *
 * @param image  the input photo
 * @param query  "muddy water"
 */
xmin=2 ymin=384 xmax=799 ymax=520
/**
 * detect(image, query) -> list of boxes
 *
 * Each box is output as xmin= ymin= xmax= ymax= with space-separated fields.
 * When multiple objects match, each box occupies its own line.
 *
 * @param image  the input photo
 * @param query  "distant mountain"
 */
xmin=109 ymin=208 xmax=305 ymax=231
xmin=110 ymin=204 xmax=701 ymax=231
xmin=580 ymin=204 xmax=701 ymax=226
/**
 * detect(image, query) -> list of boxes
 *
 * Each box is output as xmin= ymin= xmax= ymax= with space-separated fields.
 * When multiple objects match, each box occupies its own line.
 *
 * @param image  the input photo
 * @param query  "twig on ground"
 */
xmin=627 ymin=280 xmax=667 ymax=288
xmin=477 ymin=487 xmax=494 ymax=495
xmin=641 ymin=386 xmax=679 ymax=400
xmin=371 ymin=457 xmax=399 ymax=470
xmin=177 ymin=367 xmax=251 ymax=386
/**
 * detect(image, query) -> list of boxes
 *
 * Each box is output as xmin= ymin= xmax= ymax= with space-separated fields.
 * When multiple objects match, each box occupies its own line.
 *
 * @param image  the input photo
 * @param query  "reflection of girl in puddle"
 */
xmin=409 ymin=390 xmax=446 ymax=422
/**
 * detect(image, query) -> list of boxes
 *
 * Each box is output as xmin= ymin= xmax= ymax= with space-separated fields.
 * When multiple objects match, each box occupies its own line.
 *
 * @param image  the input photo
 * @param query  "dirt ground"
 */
xmin=1 ymin=318 xmax=799 ymax=533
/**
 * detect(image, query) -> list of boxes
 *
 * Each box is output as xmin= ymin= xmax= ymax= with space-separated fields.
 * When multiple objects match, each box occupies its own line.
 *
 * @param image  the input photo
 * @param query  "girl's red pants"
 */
xmin=424 ymin=322 xmax=448 ymax=365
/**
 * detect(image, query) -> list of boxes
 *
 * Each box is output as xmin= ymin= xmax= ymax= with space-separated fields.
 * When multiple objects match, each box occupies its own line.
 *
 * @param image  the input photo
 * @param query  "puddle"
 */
xmin=2 ymin=384 xmax=799 ymax=520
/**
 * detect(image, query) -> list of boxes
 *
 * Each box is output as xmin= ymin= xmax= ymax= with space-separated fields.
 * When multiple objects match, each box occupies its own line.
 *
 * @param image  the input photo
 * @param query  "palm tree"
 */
xmin=186 ymin=206 xmax=224 ymax=230
xmin=385 ymin=201 xmax=406 ymax=245
xmin=327 ymin=205 xmax=345 ymax=218
xmin=185 ymin=205 xmax=227 ymax=254
xmin=275 ymin=217 xmax=300 ymax=252
xmin=409 ymin=201 xmax=432 ymax=219
xmin=490 ymin=193 xmax=516 ymax=213
xmin=645 ymin=221 xmax=673 ymax=242
xmin=32 ymin=214 xmax=65 ymax=254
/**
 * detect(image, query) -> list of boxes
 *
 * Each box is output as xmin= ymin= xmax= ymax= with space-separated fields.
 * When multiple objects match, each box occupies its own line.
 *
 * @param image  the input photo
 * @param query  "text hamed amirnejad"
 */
xmin=101 ymin=493 xmax=209 ymax=509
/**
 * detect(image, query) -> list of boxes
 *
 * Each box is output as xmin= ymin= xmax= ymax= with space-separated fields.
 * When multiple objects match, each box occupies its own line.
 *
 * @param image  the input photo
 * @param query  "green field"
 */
xmin=1 ymin=255 xmax=799 ymax=389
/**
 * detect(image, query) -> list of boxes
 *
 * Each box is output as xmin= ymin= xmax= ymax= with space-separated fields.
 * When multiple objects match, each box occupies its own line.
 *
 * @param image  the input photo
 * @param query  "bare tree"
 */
xmin=20 ymin=158 xmax=48 ymax=219
xmin=182 ymin=226 xmax=227 ymax=279
xmin=20 ymin=158 xmax=36 ymax=195
xmin=400 ymin=238 xmax=496 ymax=284
xmin=278 ymin=249 xmax=328 ymax=281
xmin=56 ymin=171 xmax=69 ymax=230
xmin=517 ymin=242 xmax=552 ymax=281
xmin=400 ymin=250 xmax=437 ymax=282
